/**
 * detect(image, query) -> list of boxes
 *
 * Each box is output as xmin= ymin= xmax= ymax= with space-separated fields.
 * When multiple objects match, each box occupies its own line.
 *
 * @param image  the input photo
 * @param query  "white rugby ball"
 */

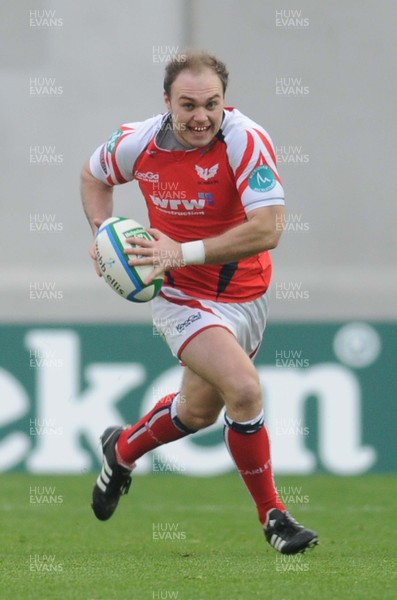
xmin=95 ymin=217 xmax=164 ymax=302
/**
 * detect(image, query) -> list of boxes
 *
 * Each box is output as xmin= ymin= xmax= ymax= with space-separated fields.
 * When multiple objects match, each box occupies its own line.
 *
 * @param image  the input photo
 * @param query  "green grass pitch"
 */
xmin=1 ymin=473 xmax=395 ymax=600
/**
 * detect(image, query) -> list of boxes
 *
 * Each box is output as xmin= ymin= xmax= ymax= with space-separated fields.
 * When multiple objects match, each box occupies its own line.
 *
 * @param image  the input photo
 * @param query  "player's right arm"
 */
xmin=81 ymin=160 xmax=114 ymax=235
xmin=80 ymin=161 xmax=114 ymax=276
xmin=81 ymin=116 xmax=164 ymax=275
xmin=81 ymin=123 xmax=138 ymax=271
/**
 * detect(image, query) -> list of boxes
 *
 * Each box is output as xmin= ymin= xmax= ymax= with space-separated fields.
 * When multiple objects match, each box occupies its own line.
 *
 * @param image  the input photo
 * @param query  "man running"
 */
xmin=81 ymin=50 xmax=318 ymax=555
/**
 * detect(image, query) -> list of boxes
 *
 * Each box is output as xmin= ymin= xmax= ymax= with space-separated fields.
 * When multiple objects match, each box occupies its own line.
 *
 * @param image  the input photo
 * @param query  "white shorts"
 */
xmin=151 ymin=287 xmax=270 ymax=360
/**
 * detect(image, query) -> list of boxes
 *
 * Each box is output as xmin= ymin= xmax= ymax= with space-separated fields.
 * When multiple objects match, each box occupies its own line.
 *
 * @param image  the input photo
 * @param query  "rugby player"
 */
xmin=81 ymin=51 xmax=318 ymax=555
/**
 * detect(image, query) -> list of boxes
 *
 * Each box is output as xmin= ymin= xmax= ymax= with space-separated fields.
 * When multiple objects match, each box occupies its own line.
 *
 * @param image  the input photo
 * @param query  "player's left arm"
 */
xmin=124 ymin=204 xmax=284 ymax=282
xmin=200 ymin=204 xmax=285 ymax=263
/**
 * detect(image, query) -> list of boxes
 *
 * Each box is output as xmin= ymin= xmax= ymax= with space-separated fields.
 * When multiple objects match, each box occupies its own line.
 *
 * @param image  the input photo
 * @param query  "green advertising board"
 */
xmin=0 ymin=322 xmax=395 ymax=474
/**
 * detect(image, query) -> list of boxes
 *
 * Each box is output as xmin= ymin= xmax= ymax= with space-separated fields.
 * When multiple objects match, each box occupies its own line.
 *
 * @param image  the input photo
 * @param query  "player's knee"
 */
xmin=179 ymin=406 xmax=220 ymax=431
xmin=223 ymin=375 xmax=262 ymax=414
xmin=191 ymin=414 xmax=219 ymax=430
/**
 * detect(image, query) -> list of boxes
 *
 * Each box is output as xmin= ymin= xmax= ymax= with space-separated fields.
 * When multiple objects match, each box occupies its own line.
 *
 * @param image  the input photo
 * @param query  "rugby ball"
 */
xmin=95 ymin=217 xmax=164 ymax=302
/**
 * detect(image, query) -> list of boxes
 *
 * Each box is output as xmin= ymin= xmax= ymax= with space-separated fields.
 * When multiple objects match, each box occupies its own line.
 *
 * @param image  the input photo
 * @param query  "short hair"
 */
xmin=163 ymin=50 xmax=229 ymax=97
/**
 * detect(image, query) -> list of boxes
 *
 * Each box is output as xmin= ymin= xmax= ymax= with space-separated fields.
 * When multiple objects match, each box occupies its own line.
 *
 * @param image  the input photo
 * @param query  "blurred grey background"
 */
xmin=1 ymin=0 xmax=396 ymax=323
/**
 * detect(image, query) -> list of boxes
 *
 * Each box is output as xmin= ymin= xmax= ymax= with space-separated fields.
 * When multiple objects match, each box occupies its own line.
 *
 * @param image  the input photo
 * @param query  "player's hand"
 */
xmin=89 ymin=218 xmax=105 ymax=277
xmin=89 ymin=241 xmax=102 ymax=277
xmin=124 ymin=228 xmax=184 ymax=284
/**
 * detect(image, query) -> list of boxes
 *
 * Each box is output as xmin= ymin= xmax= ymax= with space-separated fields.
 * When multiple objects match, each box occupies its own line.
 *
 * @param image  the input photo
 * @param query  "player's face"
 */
xmin=164 ymin=69 xmax=225 ymax=148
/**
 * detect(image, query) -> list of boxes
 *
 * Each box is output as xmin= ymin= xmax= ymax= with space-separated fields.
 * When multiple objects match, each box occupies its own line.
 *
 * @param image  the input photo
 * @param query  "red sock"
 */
xmin=224 ymin=413 xmax=285 ymax=525
xmin=116 ymin=393 xmax=195 ymax=466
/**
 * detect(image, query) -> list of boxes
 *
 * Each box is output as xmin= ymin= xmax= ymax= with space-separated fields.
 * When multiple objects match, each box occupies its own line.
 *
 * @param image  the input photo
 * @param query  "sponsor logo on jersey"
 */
xmin=134 ymin=170 xmax=160 ymax=182
xmin=149 ymin=193 xmax=214 ymax=212
xmin=248 ymin=165 xmax=276 ymax=193
xmin=195 ymin=163 xmax=219 ymax=181
xmin=106 ymin=129 xmax=123 ymax=154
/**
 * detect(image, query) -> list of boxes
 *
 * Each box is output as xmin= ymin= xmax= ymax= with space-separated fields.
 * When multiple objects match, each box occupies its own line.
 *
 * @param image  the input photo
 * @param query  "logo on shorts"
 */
xmin=248 ymin=165 xmax=276 ymax=192
xmin=106 ymin=129 xmax=123 ymax=154
xmin=176 ymin=312 xmax=202 ymax=334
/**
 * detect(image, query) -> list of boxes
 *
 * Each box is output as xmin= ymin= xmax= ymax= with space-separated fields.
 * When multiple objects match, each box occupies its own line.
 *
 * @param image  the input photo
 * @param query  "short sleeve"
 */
xmin=89 ymin=115 xmax=164 ymax=186
xmin=223 ymin=110 xmax=285 ymax=213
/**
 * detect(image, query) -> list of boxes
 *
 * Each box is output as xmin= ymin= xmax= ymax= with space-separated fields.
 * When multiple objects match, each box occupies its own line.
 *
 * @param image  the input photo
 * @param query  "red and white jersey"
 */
xmin=89 ymin=108 xmax=285 ymax=303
